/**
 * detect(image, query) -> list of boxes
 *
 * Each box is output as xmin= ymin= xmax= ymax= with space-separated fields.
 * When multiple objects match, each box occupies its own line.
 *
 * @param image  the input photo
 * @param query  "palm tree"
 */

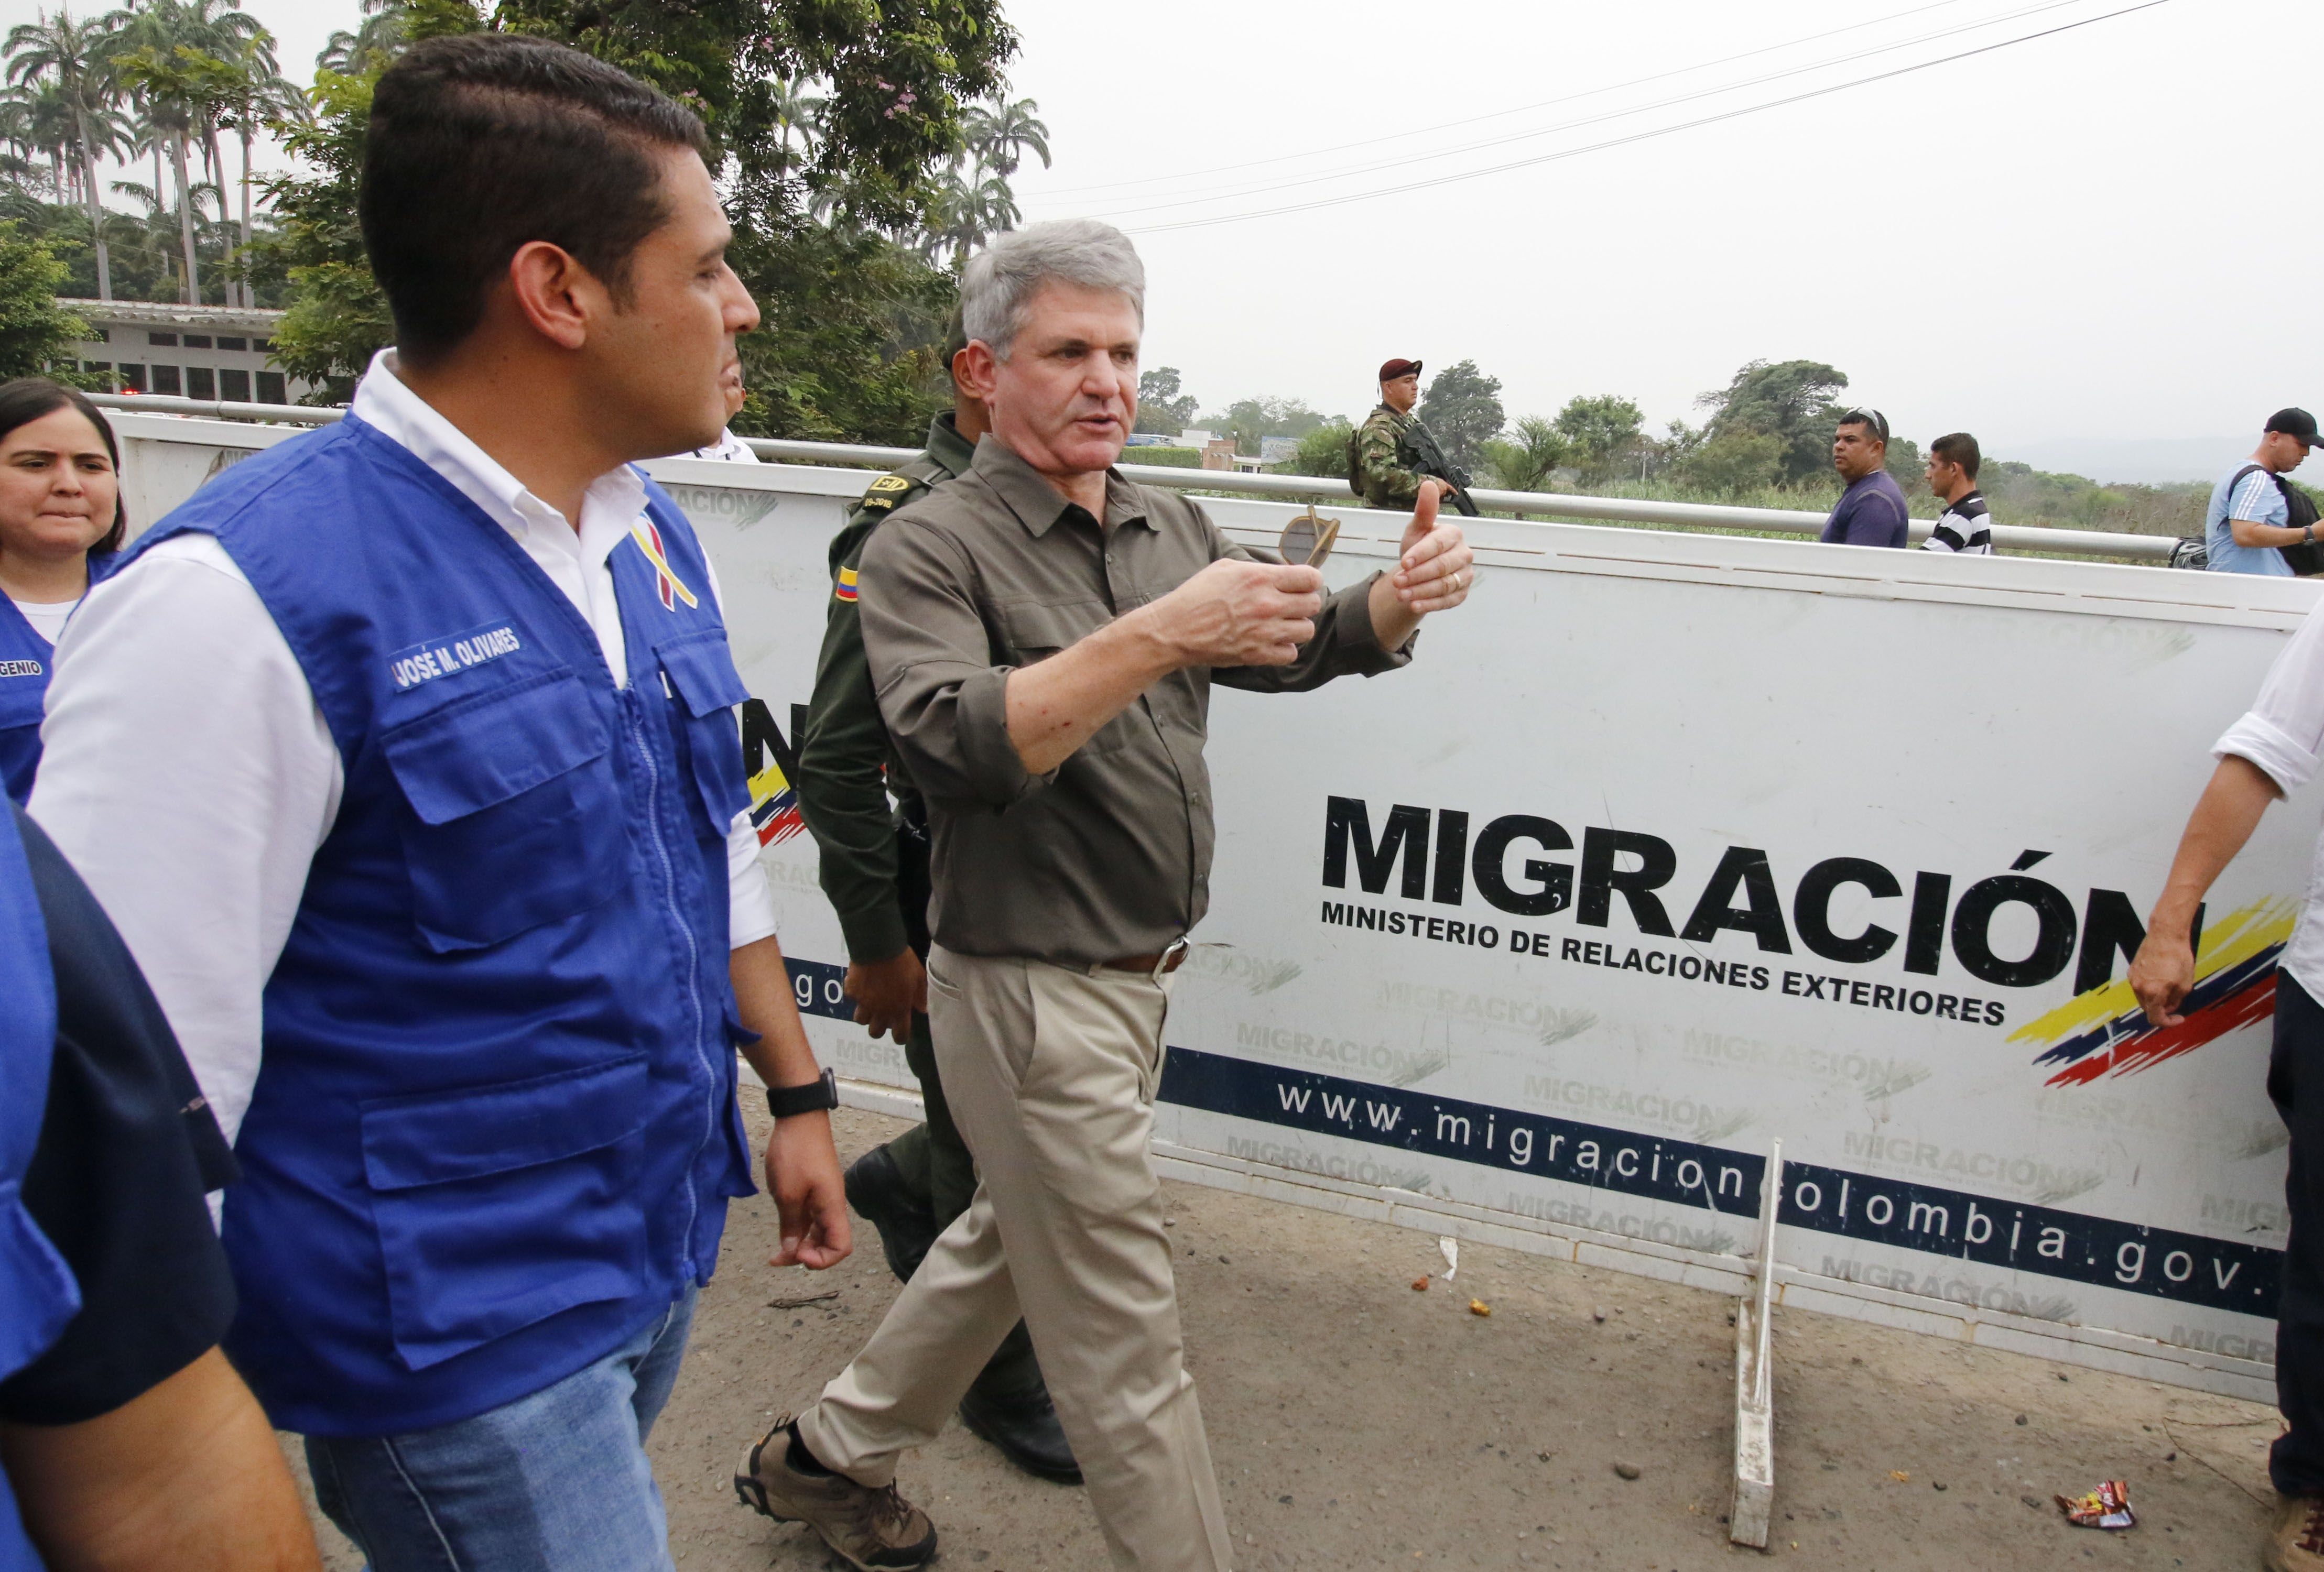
xmin=6 ymin=8 xmax=131 ymax=299
xmin=318 ymin=1 xmax=406 ymax=77
xmin=107 ymin=1 xmax=260 ymax=304
xmin=106 ymin=174 xmax=177 ymax=284
xmin=963 ymin=97 xmax=1048 ymax=180
xmin=209 ymin=33 xmax=296 ymax=306
xmin=109 ymin=42 xmax=212 ymax=302
xmin=188 ymin=16 xmax=260 ymax=304
xmin=0 ymin=89 xmax=31 ymax=183
xmin=766 ymin=75 xmax=822 ymax=182
xmin=927 ymin=171 xmax=1020 ymax=268
xmin=20 ymin=81 xmax=78 ymax=198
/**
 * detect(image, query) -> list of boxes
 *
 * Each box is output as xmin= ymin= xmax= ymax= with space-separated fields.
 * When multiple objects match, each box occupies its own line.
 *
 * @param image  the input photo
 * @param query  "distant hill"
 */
xmin=2002 ymin=436 xmax=2246 ymax=487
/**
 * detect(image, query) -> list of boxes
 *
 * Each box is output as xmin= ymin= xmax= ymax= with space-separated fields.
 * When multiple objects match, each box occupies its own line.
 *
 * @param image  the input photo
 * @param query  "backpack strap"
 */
xmin=2227 ymin=463 xmax=2267 ymax=515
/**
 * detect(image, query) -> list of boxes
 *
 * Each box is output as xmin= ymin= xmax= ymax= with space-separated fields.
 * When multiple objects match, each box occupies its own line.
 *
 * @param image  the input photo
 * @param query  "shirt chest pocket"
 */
xmin=654 ymin=629 xmax=753 ymax=837
xmin=995 ymin=599 xmax=1145 ymax=758
xmin=0 ymin=671 xmax=45 ymax=732
xmin=381 ymin=670 xmax=624 ymax=953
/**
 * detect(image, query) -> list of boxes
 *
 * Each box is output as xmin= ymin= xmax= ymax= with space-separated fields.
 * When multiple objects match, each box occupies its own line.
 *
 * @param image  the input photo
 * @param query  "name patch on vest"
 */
xmin=0 ymin=659 xmax=39 ymax=678
xmin=389 ymin=623 xmax=523 ymax=691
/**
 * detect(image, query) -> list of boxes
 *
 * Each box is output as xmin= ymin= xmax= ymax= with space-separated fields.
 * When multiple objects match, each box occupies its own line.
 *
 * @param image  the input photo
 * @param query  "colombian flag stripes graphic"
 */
xmin=740 ymin=699 xmax=806 ymax=849
xmin=2014 ymin=900 xmax=2297 ymax=1086
xmin=749 ymin=759 xmax=805 ymax=849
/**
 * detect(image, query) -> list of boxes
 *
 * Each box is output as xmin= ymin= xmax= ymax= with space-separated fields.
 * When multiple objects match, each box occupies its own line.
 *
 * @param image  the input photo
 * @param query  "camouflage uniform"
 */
xmin=796 ymin=413 xmax=1048 ymax=1408
xmin=1351 ymin=402 xmax=1473 ymax=512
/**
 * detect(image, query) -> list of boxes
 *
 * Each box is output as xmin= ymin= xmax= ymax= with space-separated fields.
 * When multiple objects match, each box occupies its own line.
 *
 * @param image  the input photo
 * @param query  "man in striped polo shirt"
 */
xmin=1921 ymin=432 xmax=1992 ymax=555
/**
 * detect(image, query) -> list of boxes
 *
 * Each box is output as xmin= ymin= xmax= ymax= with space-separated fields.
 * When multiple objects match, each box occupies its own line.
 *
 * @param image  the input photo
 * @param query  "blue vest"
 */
xmin=126 ymin=416 xmax=757 ymax=1436
xmin=0 ymin=805 xmax=77 ymax=1568
xmin=0 ymin=554 xmax=116 ymax=805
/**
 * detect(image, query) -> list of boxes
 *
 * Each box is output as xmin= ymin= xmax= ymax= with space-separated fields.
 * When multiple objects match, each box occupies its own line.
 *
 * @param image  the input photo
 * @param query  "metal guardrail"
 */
xmin=92 ymin=391 xmax=349 ymax=427
xmin=86 ymin=392 xmax=2181 ymax=562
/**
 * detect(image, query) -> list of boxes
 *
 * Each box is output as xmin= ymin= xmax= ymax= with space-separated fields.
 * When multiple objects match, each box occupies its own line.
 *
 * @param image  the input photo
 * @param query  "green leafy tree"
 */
xmin=1884 ymin=436 xmax=1923 ymax=496
xmin=1679 ymin=429 xmax=1784 ymax=494
xmin=1483 ymin=415 xmax=1567 ymax=493
xmin=260 ymin=1 xmax=1016 ymax=439
xmin=1552 ymin=394 xmax=1644 ymax=484
xmin=246 ymin=57 xmax=411 ymax=396
xmin=1696 ymin=358 xmax=1849 ymax=484
xmin=1416 ymin=358 xmax=1502 ymax=474
xmin=0 ymin=220 xmax=90 ymax=378
xmin=1135 ymin=366 xmax=1197 ymax=435
xmin=1285 ymin=416 xmax=1353 ymax=478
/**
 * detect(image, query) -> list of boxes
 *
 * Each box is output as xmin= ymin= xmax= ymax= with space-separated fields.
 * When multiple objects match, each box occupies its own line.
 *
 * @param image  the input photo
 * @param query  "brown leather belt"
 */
xmin=1099 ymin=937 xmax=1190 ymax=981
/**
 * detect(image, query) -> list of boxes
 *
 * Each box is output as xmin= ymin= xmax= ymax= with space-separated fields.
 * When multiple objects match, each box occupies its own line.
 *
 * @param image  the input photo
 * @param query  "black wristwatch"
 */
xmin=766 ymin=1067 xmax=839 ymax=1120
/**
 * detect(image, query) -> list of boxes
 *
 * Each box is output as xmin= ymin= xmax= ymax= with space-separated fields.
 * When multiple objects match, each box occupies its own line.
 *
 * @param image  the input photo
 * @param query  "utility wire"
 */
xmin=1115 ymin=0 xmax=2171 ymax=236
xmin=1031 ymin=0 xmax=1982 ymax=200
xmin=1055 ymin=0 xmax=2097 ymax=223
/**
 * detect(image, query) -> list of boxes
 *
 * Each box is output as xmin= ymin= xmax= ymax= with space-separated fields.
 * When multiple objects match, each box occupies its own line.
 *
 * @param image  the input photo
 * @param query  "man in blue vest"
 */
xmin=30 ymin=35 xmax=849 ymax=1571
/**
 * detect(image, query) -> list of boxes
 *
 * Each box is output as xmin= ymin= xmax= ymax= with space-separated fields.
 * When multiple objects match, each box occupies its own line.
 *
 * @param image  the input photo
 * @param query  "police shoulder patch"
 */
xmin=868 ymin=475 xmax=914 ymax=493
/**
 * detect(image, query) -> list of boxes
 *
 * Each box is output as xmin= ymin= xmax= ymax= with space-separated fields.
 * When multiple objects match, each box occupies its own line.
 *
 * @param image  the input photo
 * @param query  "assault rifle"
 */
xmin=1397 ymin=425 xmax=1480 ymax=518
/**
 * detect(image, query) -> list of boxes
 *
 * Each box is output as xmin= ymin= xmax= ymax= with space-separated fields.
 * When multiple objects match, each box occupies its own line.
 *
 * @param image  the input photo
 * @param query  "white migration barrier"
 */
xmin=110 ymin=411 xmax=2319 ymax=1403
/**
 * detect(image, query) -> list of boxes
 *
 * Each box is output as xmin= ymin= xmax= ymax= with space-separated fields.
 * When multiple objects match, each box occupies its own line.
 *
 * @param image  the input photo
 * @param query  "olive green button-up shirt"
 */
xmin=857 ymin=435 xmax=1414 ymax=967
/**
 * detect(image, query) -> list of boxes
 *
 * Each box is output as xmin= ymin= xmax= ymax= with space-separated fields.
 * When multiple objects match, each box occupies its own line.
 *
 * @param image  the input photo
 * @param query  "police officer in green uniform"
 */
xmin=1350 ymin=356 xmax=1478 ymax=517
xmin=794 ymin=316 xmax=1079 ymax=1483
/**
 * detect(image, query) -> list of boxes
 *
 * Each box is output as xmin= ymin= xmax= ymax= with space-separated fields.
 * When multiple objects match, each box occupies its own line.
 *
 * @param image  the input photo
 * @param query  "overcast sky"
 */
xmin=10 ymin=0 xmax=2312 ymax=481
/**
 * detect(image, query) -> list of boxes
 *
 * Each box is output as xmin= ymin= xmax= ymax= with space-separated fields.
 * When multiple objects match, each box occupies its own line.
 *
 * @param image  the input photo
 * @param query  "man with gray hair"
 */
xmin=734 ymin=218 xmax=1475 ymax=1569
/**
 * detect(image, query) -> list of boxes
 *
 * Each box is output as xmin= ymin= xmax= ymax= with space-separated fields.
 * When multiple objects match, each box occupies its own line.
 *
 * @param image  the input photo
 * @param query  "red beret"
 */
xmin=1378 ymin=358 xmax=1422 ymax=383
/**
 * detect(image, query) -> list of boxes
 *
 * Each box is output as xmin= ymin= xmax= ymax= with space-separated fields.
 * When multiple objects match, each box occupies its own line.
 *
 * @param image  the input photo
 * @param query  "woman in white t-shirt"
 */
xmin=0 ymin=380 xmax=123 ymax=803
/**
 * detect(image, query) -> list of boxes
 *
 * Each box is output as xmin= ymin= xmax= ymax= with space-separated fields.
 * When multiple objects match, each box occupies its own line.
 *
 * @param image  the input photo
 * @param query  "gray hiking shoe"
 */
xmin=733 ymin=1416 xmax=937 ymax=1571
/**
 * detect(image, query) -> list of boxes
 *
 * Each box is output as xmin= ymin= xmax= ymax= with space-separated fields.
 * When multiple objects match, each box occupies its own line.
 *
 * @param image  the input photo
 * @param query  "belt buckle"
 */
xmin=1152 ymin=936 xmax=1190 ymax=985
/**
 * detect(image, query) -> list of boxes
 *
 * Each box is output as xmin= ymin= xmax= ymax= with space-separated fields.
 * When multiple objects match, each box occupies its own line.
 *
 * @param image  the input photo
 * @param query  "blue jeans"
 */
xmin=305 ymin=1287 xmax=697 ymax=1572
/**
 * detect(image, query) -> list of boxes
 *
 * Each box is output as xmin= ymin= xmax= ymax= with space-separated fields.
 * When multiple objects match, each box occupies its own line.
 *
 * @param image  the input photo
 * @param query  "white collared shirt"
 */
xmin=29 ymin=350 xmax=778 ymax=1145
xmin=690 ymin=428 xmax=761 ymax=464
xmin=2216 ymin=596 xmax=2324 ymax=1001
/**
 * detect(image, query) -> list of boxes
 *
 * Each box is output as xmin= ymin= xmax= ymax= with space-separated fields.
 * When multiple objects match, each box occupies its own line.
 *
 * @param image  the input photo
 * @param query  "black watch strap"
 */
xmin=766 ymin=1067 xmax=839 ymax=1119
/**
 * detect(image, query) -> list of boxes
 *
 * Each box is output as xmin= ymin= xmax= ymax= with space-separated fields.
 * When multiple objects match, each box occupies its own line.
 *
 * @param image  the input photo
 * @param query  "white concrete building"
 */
xmin=58 ymin=299 xmax=319 ymax=405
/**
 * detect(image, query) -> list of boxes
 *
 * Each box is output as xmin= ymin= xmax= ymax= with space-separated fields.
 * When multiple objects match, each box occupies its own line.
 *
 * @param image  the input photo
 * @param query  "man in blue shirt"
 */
xmin=1820 ymin=407 xmax=1910 ymax=548
xmin=2204 ymin=408 xmax=2320 ymax=576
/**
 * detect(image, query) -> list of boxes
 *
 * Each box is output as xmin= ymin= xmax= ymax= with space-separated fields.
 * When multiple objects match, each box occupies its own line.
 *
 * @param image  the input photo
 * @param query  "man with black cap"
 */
xmin=1351 ymin=357 xmax=1476 ymax=516
xmin=790 ymin=315 xmax=1079 ymax=1482
xmin=2204 ymin=409 xmax=2321 ymax=577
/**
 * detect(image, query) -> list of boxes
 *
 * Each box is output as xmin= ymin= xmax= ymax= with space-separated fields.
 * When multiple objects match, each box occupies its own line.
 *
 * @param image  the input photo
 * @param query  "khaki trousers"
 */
xmin=796 ymin=944 xmax=1232 ymax=1572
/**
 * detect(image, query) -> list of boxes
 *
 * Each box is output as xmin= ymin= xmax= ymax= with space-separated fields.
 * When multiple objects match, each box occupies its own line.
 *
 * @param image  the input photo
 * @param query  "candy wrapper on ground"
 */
xmin=2054 ymin=1480 xmax=2134 ymax=1530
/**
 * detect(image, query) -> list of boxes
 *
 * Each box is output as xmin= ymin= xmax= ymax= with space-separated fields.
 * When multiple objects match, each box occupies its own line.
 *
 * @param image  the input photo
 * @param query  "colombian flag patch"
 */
xmin=835 ymin=566 xmax=860 ymax=603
